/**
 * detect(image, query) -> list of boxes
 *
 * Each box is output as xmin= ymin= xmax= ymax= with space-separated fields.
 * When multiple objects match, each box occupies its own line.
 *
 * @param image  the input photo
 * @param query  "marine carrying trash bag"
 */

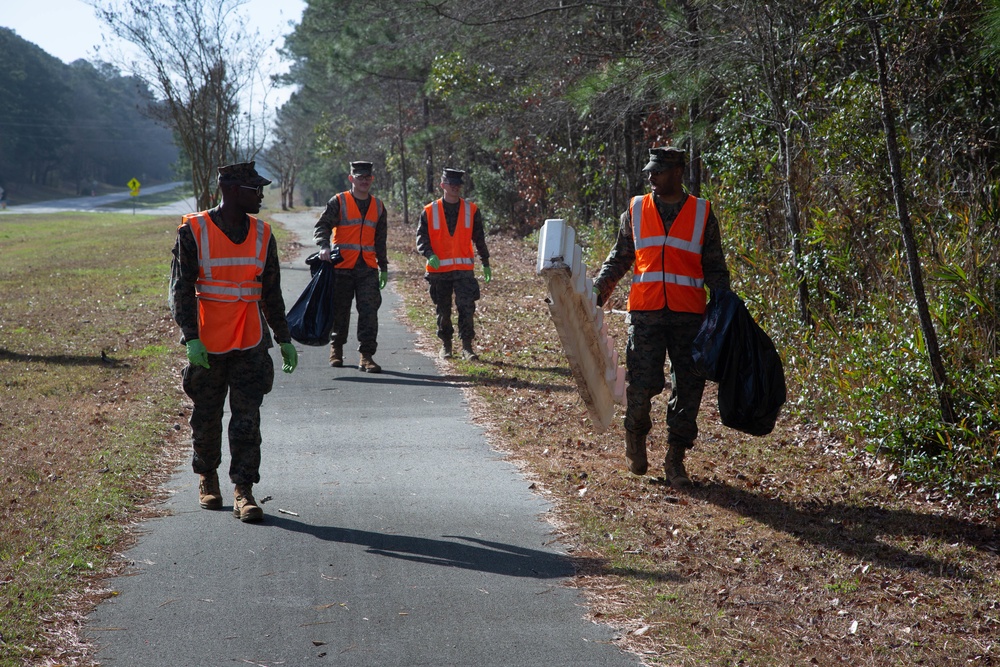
xmin=692 ymin=289 xmax=786 ymax=436
xmin=287 ymin=253 xmax=336 ymax=346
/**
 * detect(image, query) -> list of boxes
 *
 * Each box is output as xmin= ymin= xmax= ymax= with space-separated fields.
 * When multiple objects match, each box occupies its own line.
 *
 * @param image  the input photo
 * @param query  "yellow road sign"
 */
xmin=127 ymin=178 xmax=141 ymax=196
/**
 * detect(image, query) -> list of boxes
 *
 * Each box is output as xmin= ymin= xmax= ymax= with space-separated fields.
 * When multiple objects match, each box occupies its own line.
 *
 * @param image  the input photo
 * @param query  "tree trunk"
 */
xmin=398 ymin=85 xmax=410 ymax=225
xmin=623 ymin=113 xmax=643 ymax=198
xmin=687 ymin=100 xmax=701 ymax=197
xmin=779 ymin=127 xmax=811 ymax=326
xmin=423 ymin=93 xmax=434 ymax=196
xmin=868 ymin=19 xmax=956 ymax=424
xmin=682 ymin=0 xmax=702 ymax=197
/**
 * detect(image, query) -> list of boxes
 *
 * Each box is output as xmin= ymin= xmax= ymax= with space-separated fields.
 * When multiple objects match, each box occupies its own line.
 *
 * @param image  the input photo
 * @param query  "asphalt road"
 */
xmin=0 ymin=181 xmax=192 ymax=215
xmin=83 ymin=208 xmax=641 ymax=667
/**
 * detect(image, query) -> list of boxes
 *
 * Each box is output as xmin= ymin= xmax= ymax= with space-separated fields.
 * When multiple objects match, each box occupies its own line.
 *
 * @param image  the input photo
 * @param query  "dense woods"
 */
xmin=272 ymin=0 xmax=1000 ymax=503
xmin=0 ymin=28 xmax=177 ymax=199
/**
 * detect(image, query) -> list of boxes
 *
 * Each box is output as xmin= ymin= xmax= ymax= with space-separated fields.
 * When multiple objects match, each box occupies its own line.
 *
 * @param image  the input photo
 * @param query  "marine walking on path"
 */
xmin=594 ymin=146 xmax=731 ymax=486
xmin=169 ymin=160 xmax=298 ymax=523
xmin=416 ymin=167 xmax=492 ymax=361
xmin=313 ymin=160 xmax=389 ymax=373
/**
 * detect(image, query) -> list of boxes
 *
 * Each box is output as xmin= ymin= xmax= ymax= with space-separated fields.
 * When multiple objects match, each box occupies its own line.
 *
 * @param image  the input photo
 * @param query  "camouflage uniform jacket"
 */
xmin=415 ymin=199 xmax=491 ymax=274
xmin=594 ymin=193 xmax=731 ymax=306
xmin=313 ymin=193 xmax=389 ymax=271
xmin=169 ymin=207 xmax=292 ymax=347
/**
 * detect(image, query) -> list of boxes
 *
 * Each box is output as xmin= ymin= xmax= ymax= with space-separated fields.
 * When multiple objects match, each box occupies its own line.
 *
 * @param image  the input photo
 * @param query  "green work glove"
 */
xmin=185 ymin=339 xmax=210 ymax=369
xmin=378 ymin=270 xmax=388 ymax=290
xmin=482 ymin=265 xmax=492 ymax=283
xmin=279 ymin=342 xmax=298 ymax=374
xmin=427 ymin=254 xmax=440 ymax=269
xmin=593 ymin=285 xmax=605 ymax=307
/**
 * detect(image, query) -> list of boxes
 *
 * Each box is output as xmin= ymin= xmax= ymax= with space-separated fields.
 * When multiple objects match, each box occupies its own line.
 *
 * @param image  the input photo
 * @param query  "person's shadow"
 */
xmin=266 ymin=514 xmax=684 ymax=583
xmin=683 ymin=481 xmax=997 ymax=579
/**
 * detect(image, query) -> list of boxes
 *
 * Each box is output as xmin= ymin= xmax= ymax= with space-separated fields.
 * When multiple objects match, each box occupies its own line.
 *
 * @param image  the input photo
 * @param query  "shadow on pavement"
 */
xmin=266 ymin=514 xmax=578 ymax=578
xmin=264 ymin=515 xmax=684 ymax=583
xmin=323 ymin=368 xmax=469 ymax=388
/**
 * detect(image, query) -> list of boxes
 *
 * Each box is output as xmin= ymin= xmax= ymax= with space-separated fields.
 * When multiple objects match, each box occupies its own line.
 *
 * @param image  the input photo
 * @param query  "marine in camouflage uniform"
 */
xmin=416 ymin=168 xmax=491 ymax=360
xmin=313 ymin=161 xmax=388 ymax=372
xmin=594 ymin=147 xmax=730 ymax=486
xmin=169 ymin=161 xmax=297 ymax=522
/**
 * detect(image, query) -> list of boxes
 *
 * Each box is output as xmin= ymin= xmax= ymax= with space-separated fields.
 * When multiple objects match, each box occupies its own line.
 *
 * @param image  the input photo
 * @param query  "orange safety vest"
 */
xmin=181 ymin=211 xmax=270 ymax=354
xmin=332 ymin=192 xmax=382 ymax=269
xmin=627 ymin=194 xmax=709 ymax=314
xmin=424 ymin=198 xmax=477 ymax=273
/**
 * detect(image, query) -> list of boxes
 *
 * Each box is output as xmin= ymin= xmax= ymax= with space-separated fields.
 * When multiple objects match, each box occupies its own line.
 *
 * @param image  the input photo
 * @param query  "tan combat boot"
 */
xmin=440 ymin=340 xmax=453 ymax=359
xmin=624 ymin=431 xmax=649 ymax=475
xmin=329 ymin=343 xmax=343 ymax=367
xmin=359 ymin=353 xmax=382 ymax=373
xmin=665 ymin=444 xmax=691 ymax=488
xmin=198 ymin=470 xmax=223 ymax=510
xmin=233 ymin=485 xmax=264 ymax=522
xmin=460 ymin=339 xmax=479 ymax=360
xmin=625 ymin=431 xmax=649 ymax=475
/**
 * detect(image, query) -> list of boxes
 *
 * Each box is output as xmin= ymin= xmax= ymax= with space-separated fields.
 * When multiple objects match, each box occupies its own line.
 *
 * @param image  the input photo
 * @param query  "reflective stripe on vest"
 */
xmin=192 ymin=212 xmax=266 ymax=301
xmin=332 ymin=192 xmax=382 ymax=269
xmin=425 ymin=198 xmax=476 ymax=273
xmin=627 ymin=194 xmax=709 ymax=314
xmin=182 ymin=211 xmax=270 ymax=353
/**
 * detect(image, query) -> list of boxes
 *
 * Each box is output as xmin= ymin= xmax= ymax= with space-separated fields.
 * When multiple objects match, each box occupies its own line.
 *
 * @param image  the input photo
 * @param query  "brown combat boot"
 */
xmin=460 ymin=339 xmax=479 ymax=360
xmin=359 ymin=353 xmax=382 ymax=373
xmin=439 ymin=339 xmax=453 ymax=359
xmin=665 ymin=444 xmax=691 ymax=488
xmin=233 ymin=485 xmax=264 ymax=522
xmin=329 ymin=343 xmax=343 ymax=367
xmin=198 ymin=470 xmax=223 ymax=510
xmin=624 ymin=431 xmax=648 ymax=475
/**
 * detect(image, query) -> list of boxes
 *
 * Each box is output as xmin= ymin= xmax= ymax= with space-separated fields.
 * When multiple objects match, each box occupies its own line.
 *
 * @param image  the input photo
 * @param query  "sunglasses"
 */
xmin=240 ymin=185 xmax=265 ymax=196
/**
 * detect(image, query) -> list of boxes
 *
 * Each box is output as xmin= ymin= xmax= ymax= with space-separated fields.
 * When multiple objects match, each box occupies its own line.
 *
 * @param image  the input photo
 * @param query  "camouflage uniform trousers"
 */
xmin=182 ymin=343 xmax=275 ymax=486
xmin=330 ymin=264 xmax=382 ymax=355
xmin=624 ymin=308 xmax=706 ymax=451
xmin=427 ymin=271 xmax=480 ymax=342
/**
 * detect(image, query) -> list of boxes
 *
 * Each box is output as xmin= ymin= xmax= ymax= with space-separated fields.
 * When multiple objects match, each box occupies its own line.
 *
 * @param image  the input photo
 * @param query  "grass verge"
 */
xmin=0 ymin=207 xmax=296 ymax=666
xmin=0 ymin=212 xmax=188 ymax=666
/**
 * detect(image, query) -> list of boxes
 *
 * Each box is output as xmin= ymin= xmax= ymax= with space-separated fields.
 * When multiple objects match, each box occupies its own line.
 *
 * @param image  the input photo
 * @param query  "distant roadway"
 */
xmin=0 ymin=181 xmax=193 ymax=215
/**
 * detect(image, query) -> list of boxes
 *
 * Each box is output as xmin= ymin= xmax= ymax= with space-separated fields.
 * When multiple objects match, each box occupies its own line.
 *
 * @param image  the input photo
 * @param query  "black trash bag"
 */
xmin=287 ymin=253 xmax=337 ymax=346
xmin=693 ymin=289 xmax=786 ymax=436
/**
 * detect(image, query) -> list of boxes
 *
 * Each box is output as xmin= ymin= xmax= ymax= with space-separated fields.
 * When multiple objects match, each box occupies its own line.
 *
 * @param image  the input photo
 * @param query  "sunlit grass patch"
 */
xmin=0 ymin=211 xmax=187 ymax=665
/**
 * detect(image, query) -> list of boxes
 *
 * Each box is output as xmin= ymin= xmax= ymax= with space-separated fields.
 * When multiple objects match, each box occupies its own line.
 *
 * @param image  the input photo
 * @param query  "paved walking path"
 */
xmin=84 ymin=209 xmax=640 ymax=667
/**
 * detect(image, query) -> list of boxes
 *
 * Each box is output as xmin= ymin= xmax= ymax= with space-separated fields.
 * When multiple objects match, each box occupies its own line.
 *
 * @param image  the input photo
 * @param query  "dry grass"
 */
xmin=387 ymin=222 xmax=1000 ymax=666
xmin=0 ymin=210 xmax=300 ymax=667
xmin=0 ymin=212 xmax=191 ymax=666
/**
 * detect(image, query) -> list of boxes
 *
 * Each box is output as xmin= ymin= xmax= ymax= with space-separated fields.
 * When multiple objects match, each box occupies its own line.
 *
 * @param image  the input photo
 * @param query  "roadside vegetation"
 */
xmin=385 ymin=221 xmax=1000 ymax=666
xmin=0 ymin=27 xmax=177 ymax=205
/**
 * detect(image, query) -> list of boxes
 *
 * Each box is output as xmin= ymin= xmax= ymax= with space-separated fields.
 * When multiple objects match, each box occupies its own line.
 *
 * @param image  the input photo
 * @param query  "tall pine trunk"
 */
xmin=868 ymin=18 xmax=956 ymax=424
